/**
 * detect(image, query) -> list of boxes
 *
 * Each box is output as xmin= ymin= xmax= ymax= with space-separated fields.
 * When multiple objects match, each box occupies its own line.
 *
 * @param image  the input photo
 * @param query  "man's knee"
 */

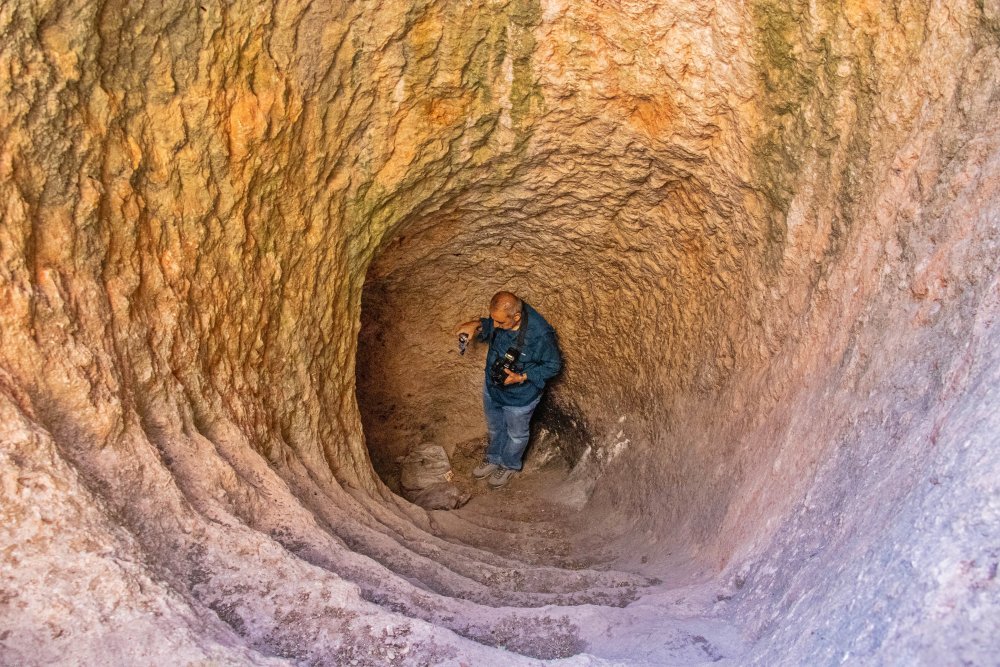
xmin=507 ymin=427 xmax=530 ymax=445
xmin=503 ymin=407 xmax=536 ymax=440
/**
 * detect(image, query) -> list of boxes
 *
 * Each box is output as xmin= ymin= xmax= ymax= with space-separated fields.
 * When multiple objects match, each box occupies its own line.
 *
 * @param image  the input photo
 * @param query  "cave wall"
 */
xmin=600 ymin=0 xmax=1000 ymax=550
xmin=598 ymin=1 xmax=1000 ymax=661
xmin=1 ymin=0 xmax=585 ymax=491
xmin=1 ymin=0 xmax=558 ymax=662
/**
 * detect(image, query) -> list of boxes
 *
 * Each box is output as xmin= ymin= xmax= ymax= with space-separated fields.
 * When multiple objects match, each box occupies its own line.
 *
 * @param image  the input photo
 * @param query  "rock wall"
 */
xmin=1 ymin=0 xmax=998 ymax=664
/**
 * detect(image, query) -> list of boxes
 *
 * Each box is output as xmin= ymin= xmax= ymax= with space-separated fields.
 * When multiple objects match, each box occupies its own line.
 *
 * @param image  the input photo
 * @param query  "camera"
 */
xmin=490 ymin=346 xmax=522 ymax=387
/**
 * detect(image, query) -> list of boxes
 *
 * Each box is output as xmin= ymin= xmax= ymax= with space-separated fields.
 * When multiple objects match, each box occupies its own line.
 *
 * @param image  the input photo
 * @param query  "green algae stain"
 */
xmin=346 ymin=0 xmax=543 ymax=257
xmin=393 ymin=0 xmax=541 ymax=137
xmin=829 ymin=35 xmax=878 ymax=259
xmin=499 ymin=0 xmax=543 ymax=130
xmin=508 ymin=0 xmax=543 ymax=27
xmin=421 ymin=0 xmax=542 ymax=130
xmin=509 ymin=25 xmax=542 ymax=129
xmin=749 ymin=0 xmax=818 ymax=218
xmin=749 ymin=0 xmax=892 ymax=262
xmin=975 ymin=0 xmax=1000 ymax=42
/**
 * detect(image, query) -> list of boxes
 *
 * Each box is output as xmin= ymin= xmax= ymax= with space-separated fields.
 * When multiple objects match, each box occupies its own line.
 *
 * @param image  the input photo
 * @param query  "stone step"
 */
xmin=303 ymin=480 xmax=657 ymax=600
xmin=300 ymin=508 xmax=648 ymax=608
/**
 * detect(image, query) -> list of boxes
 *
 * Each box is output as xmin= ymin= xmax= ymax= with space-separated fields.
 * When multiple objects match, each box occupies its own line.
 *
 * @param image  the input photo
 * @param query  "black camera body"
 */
xmin=490 ymin=346 xmax=522 ymax=387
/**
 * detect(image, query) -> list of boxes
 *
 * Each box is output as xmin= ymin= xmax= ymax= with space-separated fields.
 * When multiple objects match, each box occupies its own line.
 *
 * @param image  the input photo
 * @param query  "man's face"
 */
xmin=490 ymin=308 xmax=521 ymax=331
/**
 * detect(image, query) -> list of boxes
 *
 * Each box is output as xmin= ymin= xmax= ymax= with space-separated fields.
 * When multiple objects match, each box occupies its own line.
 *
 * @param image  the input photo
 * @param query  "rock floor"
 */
xmin=385 ymin=439 xmax=750 ymax=664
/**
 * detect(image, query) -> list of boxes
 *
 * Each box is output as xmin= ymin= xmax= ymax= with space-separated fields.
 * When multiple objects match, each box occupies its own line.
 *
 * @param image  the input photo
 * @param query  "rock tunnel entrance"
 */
xmin=2 ymin=0 xmax=999 ymax=665
xmin=355 ymin=248 xmax=592 ymax=496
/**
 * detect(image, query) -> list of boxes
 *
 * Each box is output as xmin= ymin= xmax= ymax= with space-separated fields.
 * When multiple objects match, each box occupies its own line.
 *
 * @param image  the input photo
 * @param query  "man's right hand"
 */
xmin=454 ymin=319 xmax=482 ymax=339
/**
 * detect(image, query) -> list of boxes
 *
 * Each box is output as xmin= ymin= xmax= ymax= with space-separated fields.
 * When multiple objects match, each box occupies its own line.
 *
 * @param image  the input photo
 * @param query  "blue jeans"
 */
xmin=483 ymin=384 xmax=541 ymax=471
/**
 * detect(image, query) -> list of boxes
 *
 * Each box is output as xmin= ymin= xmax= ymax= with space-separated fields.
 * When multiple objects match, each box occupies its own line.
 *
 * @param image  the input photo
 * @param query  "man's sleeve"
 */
xmin=477 ymin=316 xmax=493 ymax=342
xmin=524 ymin=330 xmax=562 ymax=388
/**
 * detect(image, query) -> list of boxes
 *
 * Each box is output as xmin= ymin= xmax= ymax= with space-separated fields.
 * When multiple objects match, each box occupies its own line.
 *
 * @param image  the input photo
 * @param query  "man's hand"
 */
xmin=503 ymin=368 xmax=528 ymax=386
xmin=454 ymin=319 xmax=482 ymax=340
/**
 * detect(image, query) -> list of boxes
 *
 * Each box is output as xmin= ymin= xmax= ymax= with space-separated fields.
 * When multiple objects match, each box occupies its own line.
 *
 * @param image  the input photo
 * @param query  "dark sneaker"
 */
xmin=473 ymin=461 xmax=500 ymax=479
xmin=487 ymin=467 xmax=516 ymax=488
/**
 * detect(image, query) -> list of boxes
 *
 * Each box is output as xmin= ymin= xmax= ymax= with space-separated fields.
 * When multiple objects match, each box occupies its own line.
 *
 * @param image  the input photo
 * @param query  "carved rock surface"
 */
xmin=1 ymin=0 xmax=998 ymax=664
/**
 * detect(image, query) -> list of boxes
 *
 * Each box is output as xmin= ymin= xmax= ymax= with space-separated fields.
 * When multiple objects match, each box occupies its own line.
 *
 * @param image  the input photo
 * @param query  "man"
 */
xmin=455 ymin=291 xmax=562 ymax=488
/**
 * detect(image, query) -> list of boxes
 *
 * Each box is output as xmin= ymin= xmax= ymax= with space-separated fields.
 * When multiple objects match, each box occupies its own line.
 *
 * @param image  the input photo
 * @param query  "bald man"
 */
xmin=455 ymin=292 xmax=562 ymax=488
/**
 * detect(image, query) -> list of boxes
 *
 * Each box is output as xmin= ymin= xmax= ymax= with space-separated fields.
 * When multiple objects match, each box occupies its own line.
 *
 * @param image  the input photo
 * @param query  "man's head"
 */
xmin=489 ymin=291 xmax=523 ymax=330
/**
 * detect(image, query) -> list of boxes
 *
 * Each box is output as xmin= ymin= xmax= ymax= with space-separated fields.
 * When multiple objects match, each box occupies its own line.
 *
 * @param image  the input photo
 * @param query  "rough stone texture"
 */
xmin=1 ymin=0 xmax=998 ymax=665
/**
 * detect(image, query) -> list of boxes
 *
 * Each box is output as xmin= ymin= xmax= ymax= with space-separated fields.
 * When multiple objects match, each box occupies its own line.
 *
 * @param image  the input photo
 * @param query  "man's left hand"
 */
xmin=503 ymin=368 xmax=527 ymax=386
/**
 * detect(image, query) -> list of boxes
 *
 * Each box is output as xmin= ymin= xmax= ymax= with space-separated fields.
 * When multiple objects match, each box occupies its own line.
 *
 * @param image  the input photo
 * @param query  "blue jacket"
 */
xmin=478 ymin=302 xmax=562 ymax=407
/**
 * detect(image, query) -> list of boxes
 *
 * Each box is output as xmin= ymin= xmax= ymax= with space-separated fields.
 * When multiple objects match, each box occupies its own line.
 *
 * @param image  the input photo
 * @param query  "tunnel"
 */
xmin=1 ymin=0 xmax=998 ymax=664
